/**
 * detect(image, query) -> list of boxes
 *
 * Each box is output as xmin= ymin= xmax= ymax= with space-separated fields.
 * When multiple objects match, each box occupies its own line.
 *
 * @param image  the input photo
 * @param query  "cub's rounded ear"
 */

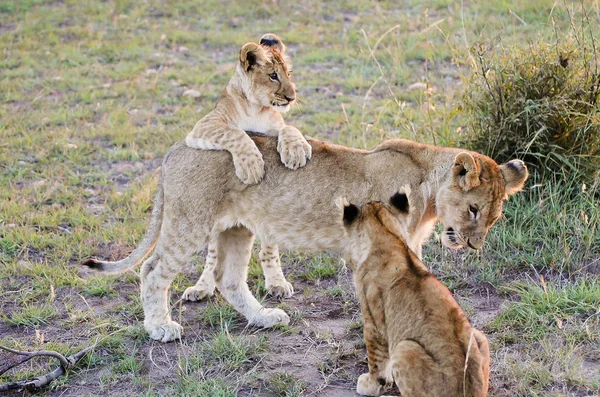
xmin=452 ymin=152 xmax=481 ymax=191
xmin=259 ymin=33 xmax=286 ymax=55
xmin=240 ymin=43 xmax=267 ymax=72
xmin=500 ymin=159 xmax=528 ymax=197
xmin=389 ymin=192 xmax=409 ymax=214
xmin=343 ymin=203 xmax=360 ymax=226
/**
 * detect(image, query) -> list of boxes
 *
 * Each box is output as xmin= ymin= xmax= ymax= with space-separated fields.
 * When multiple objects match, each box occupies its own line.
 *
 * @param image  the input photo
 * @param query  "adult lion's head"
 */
xmin=238 ymin=33 xmax=296 ymax=112
xmin=436 ymin=152 xmax=528 ymax=250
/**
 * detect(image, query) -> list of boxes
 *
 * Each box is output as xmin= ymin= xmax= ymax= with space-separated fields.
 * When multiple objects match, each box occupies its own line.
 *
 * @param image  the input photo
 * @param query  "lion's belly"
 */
xmin=236 ymin=209 xmax=346 ymax=252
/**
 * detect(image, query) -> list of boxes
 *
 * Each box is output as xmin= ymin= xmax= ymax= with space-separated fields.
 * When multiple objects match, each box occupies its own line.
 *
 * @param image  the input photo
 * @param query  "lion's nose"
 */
xmin=467 ymin=238 xmax=483 ymax=250
xmin=284 ymin=95 xmax=295 ymax=103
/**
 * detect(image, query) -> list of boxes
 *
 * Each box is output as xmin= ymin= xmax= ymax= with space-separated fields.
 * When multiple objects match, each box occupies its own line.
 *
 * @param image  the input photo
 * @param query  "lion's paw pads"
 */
xmin=182 ymin=285 xmax=214 ymax=302
xmin=145 ymin=321 xmax=183 ymax=343
xmin=248 ymin=307 xmax=290 ymax=328
xmin=234 ymin=151 xmax=265 ymax=185
xmin=357 ymin=373 xmax=382 ymax=396
xmin=266 ymin=281 xmax=294 ymax=298
xmin=277 ymin=138 xmax=312 ymax=170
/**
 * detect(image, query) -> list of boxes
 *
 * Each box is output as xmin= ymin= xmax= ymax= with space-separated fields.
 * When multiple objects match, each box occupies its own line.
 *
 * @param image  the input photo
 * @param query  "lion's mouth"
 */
xmin=447 ymin=227 xmax=457 ymax=243
xmin=442 ymin=227 xmax=466 ymax=249
xmin=271 ymin=101 xmax=291 ymax=113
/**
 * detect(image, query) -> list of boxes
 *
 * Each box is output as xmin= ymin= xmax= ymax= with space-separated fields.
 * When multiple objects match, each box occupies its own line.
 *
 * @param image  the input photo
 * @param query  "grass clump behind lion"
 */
xmin=465 ymin=11 xmax=600 ymax=184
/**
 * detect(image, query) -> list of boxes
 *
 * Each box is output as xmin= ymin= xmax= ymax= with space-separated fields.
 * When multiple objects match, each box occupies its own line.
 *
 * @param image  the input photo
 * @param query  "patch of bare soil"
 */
xmin=462 ymin=287 xmax=506 ymax=329
xmin=246 ymin=288 xmax=366 ymax=396
xmin=0 ymin=257 xmax=514 ymax=397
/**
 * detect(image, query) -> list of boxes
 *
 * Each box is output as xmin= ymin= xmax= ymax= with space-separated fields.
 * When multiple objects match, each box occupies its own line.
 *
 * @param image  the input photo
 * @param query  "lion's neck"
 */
xmin=418 ymin=149 xmax=458 ymax=211
xmin=387 ymin=147 xmax=459 ymax=257
xmin=227 ymin=65 xmax=264 ymax=110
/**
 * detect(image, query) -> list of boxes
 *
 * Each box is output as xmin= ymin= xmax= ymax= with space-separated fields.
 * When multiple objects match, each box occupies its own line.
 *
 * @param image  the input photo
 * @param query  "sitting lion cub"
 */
xmin=185 ymin=33 xmax=311 ymax=184
xmin=342 ymin=194 xmax=490 ymax=397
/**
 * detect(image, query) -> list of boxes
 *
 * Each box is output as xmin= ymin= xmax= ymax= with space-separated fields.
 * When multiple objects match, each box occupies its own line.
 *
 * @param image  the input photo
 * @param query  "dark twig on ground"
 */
xmin=0 ymin=343 xmax=96 ymax=392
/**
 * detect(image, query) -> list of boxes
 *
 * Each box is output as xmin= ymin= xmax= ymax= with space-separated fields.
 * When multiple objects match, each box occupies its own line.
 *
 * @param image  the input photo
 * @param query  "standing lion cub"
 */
xmin=185 ymin=33 xmax=311 ymax=184
xmin=342 ymin=195 xmax=490 ymax=397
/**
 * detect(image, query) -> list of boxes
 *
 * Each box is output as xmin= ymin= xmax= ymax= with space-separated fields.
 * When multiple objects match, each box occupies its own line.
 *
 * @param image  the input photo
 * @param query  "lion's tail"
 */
xmin=81 ymin=173 xmax=164 ymax=274
xmin=463 ymin=329 xmax=490 ymax=397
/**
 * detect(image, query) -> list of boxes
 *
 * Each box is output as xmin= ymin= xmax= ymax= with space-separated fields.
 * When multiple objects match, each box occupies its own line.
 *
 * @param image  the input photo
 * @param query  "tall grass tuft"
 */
xmin=464 ymin=7 xmax=600 ymax=184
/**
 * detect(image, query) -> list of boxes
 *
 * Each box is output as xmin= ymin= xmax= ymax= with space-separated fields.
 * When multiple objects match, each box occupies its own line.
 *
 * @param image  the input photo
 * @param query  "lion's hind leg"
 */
xmin=357 ymin=321 xmax=392 ymax=396
xmin=214 ymin=227 xmax=290 ymax=328
xmin=259 ymin=244 xmax=294 ymax=298
xmin=141 ymin=244 xmax=195 ymax=342
xmin=182 ymin=241 xmax=218 ymax=302
xmin=389 ymin=340 xmax=442 ymax=397
xmin=465 ymin=329 xmax=490 ymax=397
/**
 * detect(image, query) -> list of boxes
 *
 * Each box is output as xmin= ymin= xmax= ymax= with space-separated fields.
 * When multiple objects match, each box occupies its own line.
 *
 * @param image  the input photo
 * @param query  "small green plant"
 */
xmin=0 ymin=237 xmax=18 ymax=259
xmin=204 ymin=329 xmax=267 ymax=371
xmin=110 ymin=294 xmax=144 ymax=320
xmin=299 ymin=256 xmax=338 ymax=282
xmin=4 ymin=303 xmax=57 ymax=327
xmin=114 ymin=352 xmax=143 ymax=375
xmin=465 ymin=8 xmax=600 ymax=183
xmin=173 ymin=376 xmax=238 ymax=397
xmin=83 ymin=276 xmax=116 ymax=298
xmin=199 ymin=297 xmax=242 ymax=329
xmin=267 ymin=372 xmax=307 ymax=397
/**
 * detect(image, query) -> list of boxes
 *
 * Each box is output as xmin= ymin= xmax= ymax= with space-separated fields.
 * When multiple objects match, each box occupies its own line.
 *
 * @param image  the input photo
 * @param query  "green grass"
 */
xmin=113 ymin=351 xmax=143 ymax=375
xmin=3 ymin=302 xmax=57 ymax=327
xmin=198 ymin=296 xmax=243 ymax=329
xmin=203 ymin=329 xmax=268 ymax=371
xmin=267 ymin=372 xmax=308 ymax=397
xmin=172 ymin=376 xmax=238 ymax=397
xmin=298 ymin=255 xmax=339 ymax=282
xmin=83 ymin=276 xmax=117 ymax=298
xmin=490 ymin=278 xmax=600 ymax=343
xmin=464 ymin=15 xmax=600 ymax=183
xmin=0 ymin=0 xmax=598 ymax=395
xmin=247 ymin=255 xmax=268 ymax=296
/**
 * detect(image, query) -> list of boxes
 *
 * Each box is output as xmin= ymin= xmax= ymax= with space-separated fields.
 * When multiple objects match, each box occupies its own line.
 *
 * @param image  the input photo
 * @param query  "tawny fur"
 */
xmin=185 ymin=33 xmax=311 ymax=185
xmin=82 ymin=136 xmax=527 ymax=342
xmin=182 ymin=34 xmax=310 ymax=299
xmin=343 ymin=201 xmax=490 ymax=397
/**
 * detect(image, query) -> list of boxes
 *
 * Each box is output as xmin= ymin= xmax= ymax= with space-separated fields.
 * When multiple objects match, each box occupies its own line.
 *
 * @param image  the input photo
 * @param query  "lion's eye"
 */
xmin=469 ymin=205 xmax=479 ymax=219
xmin=269 ymin=72 xmax=279 ymax=81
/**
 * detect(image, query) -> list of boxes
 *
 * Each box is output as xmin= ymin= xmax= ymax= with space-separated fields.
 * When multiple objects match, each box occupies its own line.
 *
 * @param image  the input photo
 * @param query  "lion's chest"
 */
xmin=236 ymin=111 xmax=284 ymax=136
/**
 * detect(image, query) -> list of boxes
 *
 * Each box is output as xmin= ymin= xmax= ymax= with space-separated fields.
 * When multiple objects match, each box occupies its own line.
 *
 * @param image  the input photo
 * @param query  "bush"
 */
xmin=464 ymin=14 xmax=600 ymax=184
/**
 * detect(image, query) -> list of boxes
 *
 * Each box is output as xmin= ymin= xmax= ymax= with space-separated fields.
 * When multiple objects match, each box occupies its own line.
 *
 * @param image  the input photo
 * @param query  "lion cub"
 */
xmin=342 ymin=194 xmax=490 ymax=397
xmin=185 ymin=33 xmax=311 ymax=184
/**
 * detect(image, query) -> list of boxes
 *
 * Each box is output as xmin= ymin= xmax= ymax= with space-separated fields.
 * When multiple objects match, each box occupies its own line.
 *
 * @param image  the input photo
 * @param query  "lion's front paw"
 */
xmin=357 ymin=373 xmax=383 ymax=396
xmin=248 ymin=307 xmax=290 ymax=328
xmin=277 ymin=134 xmax=312 ymax=170
xmin=266 ymin=280 xmax=294 ymax=298
xmin=233 ymin=149 xmax=265 ymax=184
xmin=182 ymin=284 xmax=214 ymax=302
xmin=145 ymin=320 xmax=183 ymax=343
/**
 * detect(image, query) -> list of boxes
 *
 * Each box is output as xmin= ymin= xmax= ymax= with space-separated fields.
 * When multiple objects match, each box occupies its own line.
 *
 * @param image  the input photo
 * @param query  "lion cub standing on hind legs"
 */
xmin=183 ymin=34 xmax=311 ymax=301
xmin=341 ymin=194 xmax=490 ymax=397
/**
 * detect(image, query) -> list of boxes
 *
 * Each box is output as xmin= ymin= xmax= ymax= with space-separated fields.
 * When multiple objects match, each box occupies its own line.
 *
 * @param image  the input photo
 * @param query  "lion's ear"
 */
xmin=343 ymin=203 xmax=360 ymax=226
xmin=500 ymin=159 xmax=528 ymax=197
xmin=259 ymin=33 xmax=286 ymax=55
xmin=389 ymin=192 xmax=409 ymax=214
xmin=452 ymin=152 xmax=480 ymax=191
xmin=240 ymin=43 xmax=267 ymax=72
